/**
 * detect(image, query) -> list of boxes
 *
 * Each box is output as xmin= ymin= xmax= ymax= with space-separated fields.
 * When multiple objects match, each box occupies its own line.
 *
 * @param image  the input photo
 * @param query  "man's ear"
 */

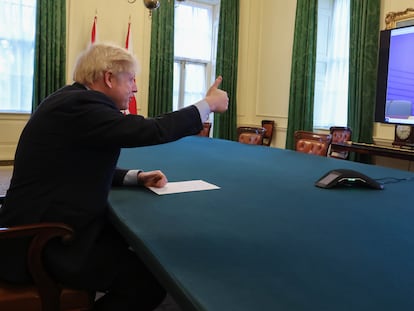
xmin=103 ymin=71 xmax=113 ymax=88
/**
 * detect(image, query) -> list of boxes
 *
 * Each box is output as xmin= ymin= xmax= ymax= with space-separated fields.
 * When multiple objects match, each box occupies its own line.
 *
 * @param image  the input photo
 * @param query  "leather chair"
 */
xmin=0 ymin=222 xmax=93 ymax=311
xmin=294 ymin=130 xmax=332 ymax=156
xmin=237 ymin=126 xmax=266 ymax=145
xmin=329 ymin=126 xmax=352 ymax=159
xmin=197 ymin=122 xmax=212 ymax=137
xmin=261 ymin=120 xmax=275 ymax=147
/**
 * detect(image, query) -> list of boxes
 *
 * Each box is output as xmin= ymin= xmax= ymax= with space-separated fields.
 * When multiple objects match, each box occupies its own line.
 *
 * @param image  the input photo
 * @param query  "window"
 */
xmin=0 ymin=0 xmax=36 ymax=113
xmin=173 ymin=0 xmax=220 ymax=116
xmin=314 ymin=0 xmax=350 ymax=129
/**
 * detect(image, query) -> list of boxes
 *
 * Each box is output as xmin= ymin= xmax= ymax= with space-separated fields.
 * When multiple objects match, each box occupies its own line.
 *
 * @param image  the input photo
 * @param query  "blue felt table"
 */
xmin=108 ymin=136 xmax=414 ymax=311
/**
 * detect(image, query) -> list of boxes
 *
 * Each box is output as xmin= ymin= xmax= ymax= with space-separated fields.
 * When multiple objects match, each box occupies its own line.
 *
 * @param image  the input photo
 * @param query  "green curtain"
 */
xmin=213 ymin=0 xmax=239 ymax=141
xmin=32 ymin=0 xmax=66 ymax=111
xmin=285 ymin=0 xmax=318 ymax=150
xmin=148 ymin=2 xmax=175 ymax=117
xmin=348 ymin=0 xmax=380 ymax=162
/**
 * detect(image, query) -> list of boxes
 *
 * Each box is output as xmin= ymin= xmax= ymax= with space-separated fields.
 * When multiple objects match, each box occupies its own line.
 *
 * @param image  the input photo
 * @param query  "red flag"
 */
xmin=128 ymin=89 xmax=137 ymax=114
xmin=125 ymin=21 xmax=138 ymax=114
xmin=91 ymin=16 xmax=97 ymax=44
xmin=125 ymin=21 xmax=131 ymax=50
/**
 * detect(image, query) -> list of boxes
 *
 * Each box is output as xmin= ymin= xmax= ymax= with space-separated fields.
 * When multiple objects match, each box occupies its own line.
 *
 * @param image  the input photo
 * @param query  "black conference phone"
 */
xmin=315 ymin=169 xmax=384 ymax=190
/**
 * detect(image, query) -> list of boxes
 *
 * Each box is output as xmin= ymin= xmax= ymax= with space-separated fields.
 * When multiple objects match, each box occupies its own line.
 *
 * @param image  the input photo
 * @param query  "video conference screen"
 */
xmin=375 ymin=25 xmax=414 ymax=125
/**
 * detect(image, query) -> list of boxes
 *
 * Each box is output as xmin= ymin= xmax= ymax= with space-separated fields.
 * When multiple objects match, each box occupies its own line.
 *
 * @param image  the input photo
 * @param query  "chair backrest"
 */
xmin=0 ymin=223 xmax=93 ymax=311
xmin=237 ymin=126 xmax=266 ymax=145
xmin=294 ymin=130 xmax=332 ymax=156
xmin=197 ymin=122 xmax=212 ymax=137
xmin=261 ymin=120 xmax=275 ymax=146
xmin=329 ymin=126 xmax=352 ymax=159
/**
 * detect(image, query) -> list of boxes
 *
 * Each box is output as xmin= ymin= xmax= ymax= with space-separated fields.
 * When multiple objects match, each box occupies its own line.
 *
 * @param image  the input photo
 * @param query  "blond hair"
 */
xmin=73 ymin=43 xmax=139 ymax=85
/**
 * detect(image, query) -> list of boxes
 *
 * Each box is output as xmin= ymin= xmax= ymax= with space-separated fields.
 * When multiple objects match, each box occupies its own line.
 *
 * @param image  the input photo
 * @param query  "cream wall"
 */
xmin=0 ymin=113 xmax=28 ymax=160
xmin=0 ymin=0 xmax=412 ymax=160
xmin=66 ymin=0 xmax=152 ymax=117
xmin=237 ymin=1 xmax=296 ymax=148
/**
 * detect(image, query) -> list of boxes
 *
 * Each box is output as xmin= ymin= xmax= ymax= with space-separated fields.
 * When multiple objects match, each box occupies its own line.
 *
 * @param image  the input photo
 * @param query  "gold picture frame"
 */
xmin=385 ymin=8 xmax=414 ymax=29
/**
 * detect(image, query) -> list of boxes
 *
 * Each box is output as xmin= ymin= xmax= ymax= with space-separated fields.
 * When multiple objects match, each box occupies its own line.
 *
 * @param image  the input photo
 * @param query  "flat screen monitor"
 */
xmin=375 ymin=25 xmax=414 ymax=125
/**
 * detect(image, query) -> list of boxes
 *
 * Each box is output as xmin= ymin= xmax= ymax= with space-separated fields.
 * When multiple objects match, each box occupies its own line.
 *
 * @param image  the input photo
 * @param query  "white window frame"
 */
xmin=0 ymin=0 xmax=36 ymax=114
xmin=174 ymin=58 xmax=210 ymax=111
xmin=173 ymin=0 xmax=220 ymax=115
xmin=314 ymin=0 xmax=350 ymax=129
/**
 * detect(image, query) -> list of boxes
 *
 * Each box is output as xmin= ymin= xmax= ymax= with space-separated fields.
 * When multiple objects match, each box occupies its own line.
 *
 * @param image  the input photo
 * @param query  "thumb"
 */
xmin=211 ymin=75 xmax=223 ymax=89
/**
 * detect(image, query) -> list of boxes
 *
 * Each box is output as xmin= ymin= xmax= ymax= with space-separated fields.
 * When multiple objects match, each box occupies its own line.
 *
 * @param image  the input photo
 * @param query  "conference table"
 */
xmin=108 ymin=136 xmax=414 ymax=311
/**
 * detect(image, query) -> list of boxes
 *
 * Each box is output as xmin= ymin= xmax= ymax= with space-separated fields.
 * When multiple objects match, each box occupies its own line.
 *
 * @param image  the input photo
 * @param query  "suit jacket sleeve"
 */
xmin=112 ymin=168 xmax=128 ymax=186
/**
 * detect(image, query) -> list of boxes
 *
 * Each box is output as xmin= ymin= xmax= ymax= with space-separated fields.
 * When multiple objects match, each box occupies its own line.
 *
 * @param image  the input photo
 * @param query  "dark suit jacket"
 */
xmin=0 ymin=83 xmax=202 ymax=282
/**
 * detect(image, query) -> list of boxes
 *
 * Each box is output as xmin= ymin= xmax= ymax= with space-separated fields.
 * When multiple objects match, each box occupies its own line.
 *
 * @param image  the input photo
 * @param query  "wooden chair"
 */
xmin=329 ymin=126 xmax=352 ymax=159
xmin=294 ymin=130 xmax=332 ymax=156
xmin=197 ymin=122 xmax=212 ymax=137
xmin=261 ymin=120 xmax=275 ymax=147
xmin=0 ymin=222 xmax=93 ymax=311
xmin=237 ymin=126 xmax=266 ymax=145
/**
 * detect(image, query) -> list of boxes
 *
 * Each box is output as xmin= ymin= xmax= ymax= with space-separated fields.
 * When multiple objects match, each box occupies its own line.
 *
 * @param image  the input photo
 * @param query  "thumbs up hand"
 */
xmin=205 ymin=76 xmax=229 ymax=113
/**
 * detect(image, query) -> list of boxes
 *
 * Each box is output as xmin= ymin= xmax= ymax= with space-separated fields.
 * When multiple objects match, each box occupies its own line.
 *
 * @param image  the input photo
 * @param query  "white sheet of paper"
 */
xmin=148 ymin=180 xmax=220 ymax=195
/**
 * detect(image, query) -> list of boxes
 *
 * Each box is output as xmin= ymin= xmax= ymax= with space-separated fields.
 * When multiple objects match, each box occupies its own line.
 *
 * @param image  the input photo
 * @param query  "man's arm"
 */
xmin=113 ymin=168 xmax=167 ymax=188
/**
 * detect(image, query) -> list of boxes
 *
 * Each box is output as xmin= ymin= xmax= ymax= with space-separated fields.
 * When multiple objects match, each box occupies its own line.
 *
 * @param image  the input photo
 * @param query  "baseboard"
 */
xmin=0 ymin=160 xmax=14 ymax=166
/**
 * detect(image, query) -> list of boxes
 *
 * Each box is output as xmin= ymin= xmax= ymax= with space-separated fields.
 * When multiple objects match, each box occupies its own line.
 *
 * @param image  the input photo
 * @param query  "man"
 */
xmin=0 ymin=43 xmax=228 ymax=310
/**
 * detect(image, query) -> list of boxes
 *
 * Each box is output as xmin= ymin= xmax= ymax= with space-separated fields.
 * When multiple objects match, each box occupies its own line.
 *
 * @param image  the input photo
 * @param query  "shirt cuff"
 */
xmin=123 ymin=169 xmax=142 ymax=185
xmin=194 ymin=99 xmax=211 ymax=123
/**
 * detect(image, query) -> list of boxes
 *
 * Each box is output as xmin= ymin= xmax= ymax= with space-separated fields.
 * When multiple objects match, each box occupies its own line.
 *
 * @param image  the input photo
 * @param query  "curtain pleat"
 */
xmin=348 ymin=0 xmax=380 ymax=162
xmin=213 ymin=0 xmax=239 ymax=141
xmin=32 ymin=0 xmax=66 ymax=111
xmin=285 ymin=0 xmax=318 ymax=150
xmin=148 ymin=2 xmax=175 ymax=117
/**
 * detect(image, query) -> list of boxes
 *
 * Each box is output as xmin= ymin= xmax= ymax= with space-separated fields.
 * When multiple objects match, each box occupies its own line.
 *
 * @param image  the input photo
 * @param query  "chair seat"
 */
xmin=60 ymin=287 xmax=93 ymax=311
xmin=0 ymin=281 xmax=41 ymax=310
xmin=237 ymin=126 xmax=266 ymax=145
xmin=0 ymin=280 xmax=93 ymax=311
xmin=238 ymin=132 xmax=263 ymax=145
xmin=294 ymin=130 xmax=332 ymax=156
xmin=0 ymin=223 xmax=94 ymax=311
